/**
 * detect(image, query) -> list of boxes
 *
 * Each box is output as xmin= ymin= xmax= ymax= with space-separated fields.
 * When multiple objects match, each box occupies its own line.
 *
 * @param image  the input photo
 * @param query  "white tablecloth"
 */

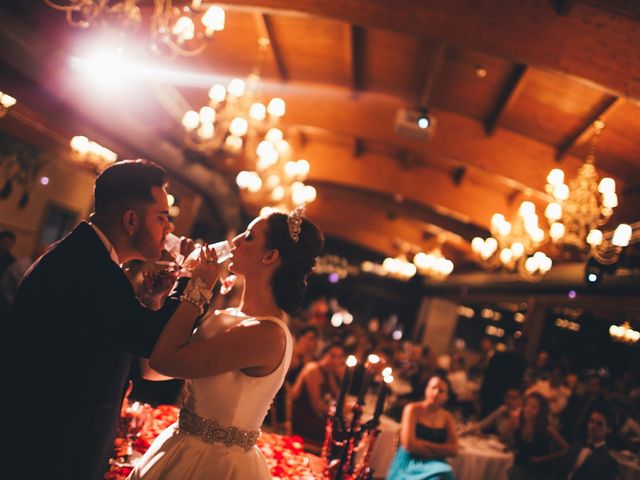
xmin=448 ymin=436 xmax=513 ymax=480
xmin=367 ymin=427 xmax=514 ymax=480
xmin=612 ymin=451 xmax=640 ymax=480
xmin=369 ymin=415 xmax=401 ymax=478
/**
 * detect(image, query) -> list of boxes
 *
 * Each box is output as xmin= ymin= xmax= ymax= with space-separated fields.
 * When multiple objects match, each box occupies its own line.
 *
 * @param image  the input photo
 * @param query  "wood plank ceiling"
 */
xmin=0 ymin=0 xmax=639 ymax=271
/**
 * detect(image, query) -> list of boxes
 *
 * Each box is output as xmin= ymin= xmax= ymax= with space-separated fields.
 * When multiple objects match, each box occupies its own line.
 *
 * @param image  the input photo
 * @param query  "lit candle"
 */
xmin=373 ymin=374 xmax=393 ymax=422
xmin=357 ymin=354 xmax=380 ymax=405
xmin=336 ymin=355 xmax=357 ymax=417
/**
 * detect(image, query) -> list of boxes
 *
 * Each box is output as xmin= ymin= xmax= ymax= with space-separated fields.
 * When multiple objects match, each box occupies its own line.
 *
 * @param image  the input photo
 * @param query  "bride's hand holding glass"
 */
xmin=190 ymin=245 xmax=222 ymax=289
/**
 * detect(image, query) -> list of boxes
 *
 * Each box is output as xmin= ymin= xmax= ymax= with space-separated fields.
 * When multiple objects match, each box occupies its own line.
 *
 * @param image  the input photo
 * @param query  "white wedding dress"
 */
xmin=128 ymin=308 xmax=292 ymax=480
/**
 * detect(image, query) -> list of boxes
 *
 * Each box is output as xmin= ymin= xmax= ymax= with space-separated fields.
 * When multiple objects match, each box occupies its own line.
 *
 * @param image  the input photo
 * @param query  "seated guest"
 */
xmin=290 ymin=341 xmax=344 ymax=443
xmin=267 ymin=326 xmax=320 ymax=433
xmin=509 ymin=393 xmax=569 ymax=480
xmin=523 ymin=351 xmax=551 ymax=387
xmin=467 ymin=386 xmax=522 ymax=445
xmin=387 ymin=375 xmax=459 ymax=480
xmin=289 ymin=326 xmax=320 ymax=383
xmin=448 ymin=355 xmax=478 ymax=417
xmin=562 ymin=407 xmax=618 ymax=480
xmin=562 ymin=373 xmax=607 ymax=442
xmin=527 ymin=365 xmax=571 ymax=427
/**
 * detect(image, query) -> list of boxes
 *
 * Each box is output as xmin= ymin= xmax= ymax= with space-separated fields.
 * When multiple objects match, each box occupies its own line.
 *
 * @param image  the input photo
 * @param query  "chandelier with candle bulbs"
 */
xmin=471 ymin=200 xmax=552 ymax=281
xmin=43 ymin=0 xmax=225 ymax=57
xmin=544 ymin=120 xmax=631 ymax=265
xmin=609 ymin=321 xmax=640 ymax=345
xmin=182 ymin=39 xmax=285 ymax=157
xmin=70 ymin=135 xmax=118 ymax=172
xmin=413 ymin=247 xmax=455 ymax=280
xmin=181 ymin=38 xmax=317 ymax=210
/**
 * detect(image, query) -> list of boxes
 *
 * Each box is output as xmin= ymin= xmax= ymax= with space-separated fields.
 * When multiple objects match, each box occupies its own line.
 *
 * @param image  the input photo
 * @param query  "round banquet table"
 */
xmin=612 ymin=451 xmax=640 ymax=480
xmin=447 ymin=435 xmax=513 ymax=480
xmin=349 ymin=395 xmax=515 ymax=480
xmin=369 ymin=431 xmax=514 ymax=480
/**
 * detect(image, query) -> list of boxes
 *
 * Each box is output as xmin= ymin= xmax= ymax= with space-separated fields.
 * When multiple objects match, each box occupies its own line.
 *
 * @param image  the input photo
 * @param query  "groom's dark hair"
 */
xmin=94 ymin=159 xmax=167 ymax=216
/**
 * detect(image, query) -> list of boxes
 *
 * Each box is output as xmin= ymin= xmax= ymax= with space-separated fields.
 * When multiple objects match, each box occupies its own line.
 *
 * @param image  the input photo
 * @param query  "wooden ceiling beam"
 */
xmin=273 ymin=87 xmax=624 ymax=194
xmin=220 ymin=0 xmax=640 ymax=100
xmin=295 ymin=141 xmax=522 ymax=230
xmin=307 ymin=179 xmax=489 ymax=242
xmin=345 ymin=24 xmax=364 ymax=95
xmin=484 ymin=64 xmax=528 ymax=135
xmin=255 ymin=12 xmax=288 ymax=81
xmin=555 ymin=96 xmax=625 ymax=161
xmin=244 ymin=196 xmax=438 ymax=257
xmin=419 ymin=43 xmax=447 ymax=107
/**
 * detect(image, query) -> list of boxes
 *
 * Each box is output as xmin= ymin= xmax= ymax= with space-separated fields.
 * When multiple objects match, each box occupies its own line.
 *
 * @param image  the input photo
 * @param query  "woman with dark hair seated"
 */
xmin=290 ymin=341 xmax=345 ymax=444
xmin=387 ymin=375 xmax=459 ymax=480
xmin=127 ymin=209 xmax=324 ymax=480
xmin=508 ymin=393 xmax=569 ymax=480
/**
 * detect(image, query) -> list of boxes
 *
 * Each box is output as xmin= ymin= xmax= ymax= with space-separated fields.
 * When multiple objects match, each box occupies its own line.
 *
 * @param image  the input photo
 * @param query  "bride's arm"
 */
xmin=150 ymin=307 xmax=286 ymax=379
xmin=139 ymin=358 xmax=173 ymax=381
xmin=150 ymin=248 xmax=286 ymax=379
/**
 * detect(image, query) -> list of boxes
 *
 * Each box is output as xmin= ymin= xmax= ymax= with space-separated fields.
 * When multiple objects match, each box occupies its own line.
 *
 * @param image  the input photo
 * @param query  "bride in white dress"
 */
xmin=128 ymin=209 xmax=324 ymax=480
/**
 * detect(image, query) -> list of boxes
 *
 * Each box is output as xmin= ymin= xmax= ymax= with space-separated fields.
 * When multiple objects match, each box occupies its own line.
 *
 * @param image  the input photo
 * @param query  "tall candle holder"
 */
xmin=321 ymin=356 xmax=392 ymax=480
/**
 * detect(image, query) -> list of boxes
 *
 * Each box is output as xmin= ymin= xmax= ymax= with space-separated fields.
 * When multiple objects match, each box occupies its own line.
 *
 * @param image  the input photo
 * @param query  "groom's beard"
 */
xmin=132 ymin=225 xmax=163 ymax=262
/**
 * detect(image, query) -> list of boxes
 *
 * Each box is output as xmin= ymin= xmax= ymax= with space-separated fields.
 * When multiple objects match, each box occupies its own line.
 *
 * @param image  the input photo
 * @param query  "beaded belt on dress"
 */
xmin=178 ymin=409 xmax=260 ymax=451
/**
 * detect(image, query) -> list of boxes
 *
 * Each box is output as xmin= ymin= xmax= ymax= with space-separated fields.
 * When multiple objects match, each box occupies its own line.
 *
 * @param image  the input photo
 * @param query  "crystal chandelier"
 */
xmin=181 ymin=38 xmax=316 ymax=210
xmin=43 ymin=0 xmax=225 ymax=57
xmin=471 ymin=200 xmax=552 ymax=280
xmin=609 ymin=322 xmax=640 ymax=344
xmin=413 ymin=247 xmax=454 ymax=280
xmin=182 ymin=38 xmax=285 ymax=157
xmin=381 ymin=255 xmax=417 ymax=280
xmin=544 ymin=120 xmax=631 ymax=264
xmin=70 ymin=135 xmax=118 ymax=172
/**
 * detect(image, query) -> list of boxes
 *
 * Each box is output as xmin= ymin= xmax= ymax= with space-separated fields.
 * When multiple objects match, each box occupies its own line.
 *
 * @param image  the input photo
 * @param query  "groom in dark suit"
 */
xmin=2 ymin=160 xmax=184 ymax=479
xmin=563 ymin=406 xmax=619 ymax=479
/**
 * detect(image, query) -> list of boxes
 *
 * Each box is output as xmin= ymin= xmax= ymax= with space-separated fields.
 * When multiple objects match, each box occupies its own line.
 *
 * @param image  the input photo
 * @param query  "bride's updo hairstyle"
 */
xmin=264 ymin=211 xmax=324 ymax=314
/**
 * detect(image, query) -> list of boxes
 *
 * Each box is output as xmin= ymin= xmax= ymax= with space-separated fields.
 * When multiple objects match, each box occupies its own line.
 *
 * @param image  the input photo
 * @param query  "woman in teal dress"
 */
xmin=387 ymin=375 xmax=459 ymax=480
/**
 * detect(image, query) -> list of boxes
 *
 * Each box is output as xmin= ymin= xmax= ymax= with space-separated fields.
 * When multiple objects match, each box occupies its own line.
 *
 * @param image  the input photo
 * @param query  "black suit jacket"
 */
xmin=563 ymin=443 xmax=619 ymax=480
xmin=1 ymin=222 xmax=179 ymax=479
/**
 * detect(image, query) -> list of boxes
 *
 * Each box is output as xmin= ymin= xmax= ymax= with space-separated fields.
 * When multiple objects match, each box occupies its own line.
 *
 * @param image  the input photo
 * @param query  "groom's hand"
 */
xmin=179 ymin=236 xmax=197 ymax=259
xmin=140 ymin=269 xmax=179 ymax=310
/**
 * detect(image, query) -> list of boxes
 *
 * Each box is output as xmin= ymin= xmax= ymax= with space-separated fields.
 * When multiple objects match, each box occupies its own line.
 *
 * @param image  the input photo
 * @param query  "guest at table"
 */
xmin=289 ymin=326 xmax=320 ymax=383
xmin=526 ymin=365 xmax=571 ymax=428
xmin=290 ymin=341 xmax=344 ymax=444
xmin=467 ymin=386 xmax=522 ymax=445
xmin=523 ymin=351 xmax=551 ymax=388
xmin=561 ymin=407 xmax=618 ymax=480
xmin=471 ymin=336 xmax=495 ymax=373
xmin=448 ymin=355 xmax=478 ymax=418
xmin=480 ymin=337 xmax=527 ymax=416
xmin=387 ymin=375 xmax=459 ymax=480
xmin=509 ymin=393 xmax=569 ymax=480
xmin=562 ymin=373 xmax=607 ymax=442
xmin=267 ymin=326 xmax=320 ymax=433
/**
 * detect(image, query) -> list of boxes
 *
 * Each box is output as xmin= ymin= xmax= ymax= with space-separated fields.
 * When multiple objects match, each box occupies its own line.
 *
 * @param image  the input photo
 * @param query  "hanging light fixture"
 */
xmin=544 ymin=120 xmax=631 ymax=264
xmin=471 ymin=200 xmax=552 ymax=281
xmin=43 ymin=0 xmax=225 ymax=57
xmin=183 ymin=38 xmax=284 ymax=156
xmin=0 ymin=91 xmax=17 ymax=118
xmin=182 ymin=37 xmax=315 ymax=210
xmin=609 ymin=321 xmax=640 ymax=345
xmin=413 ymin=246 xmax=454 ymax=281
xmin=381 ymin=255 xmax=417 ymax=280
xmin=70 ymin=135 xmax=118 ymax=172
